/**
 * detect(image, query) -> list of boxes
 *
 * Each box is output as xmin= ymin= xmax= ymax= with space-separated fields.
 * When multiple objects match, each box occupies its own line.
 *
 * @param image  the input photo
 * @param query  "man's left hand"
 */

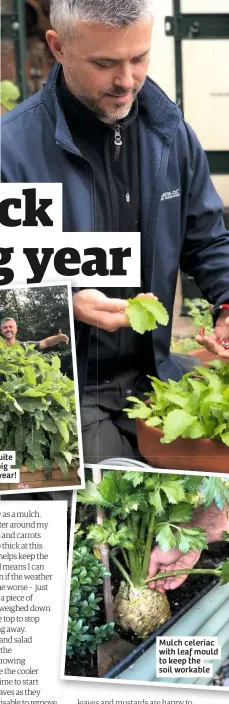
xmin=195 ymin=308 xmax=229 ymax=359
xmin=57 ymin=329 xmax=69 ymax=344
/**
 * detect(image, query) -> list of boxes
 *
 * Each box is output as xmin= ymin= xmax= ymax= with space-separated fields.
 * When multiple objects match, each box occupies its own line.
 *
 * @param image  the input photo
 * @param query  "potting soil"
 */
xmin=212 ymin=655 xmax=229 ymax=686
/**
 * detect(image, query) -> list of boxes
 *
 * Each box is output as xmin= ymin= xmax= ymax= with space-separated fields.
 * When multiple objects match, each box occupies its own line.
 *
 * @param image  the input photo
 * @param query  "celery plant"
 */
xmin=77 ymin=472 xmax=229 ymax=638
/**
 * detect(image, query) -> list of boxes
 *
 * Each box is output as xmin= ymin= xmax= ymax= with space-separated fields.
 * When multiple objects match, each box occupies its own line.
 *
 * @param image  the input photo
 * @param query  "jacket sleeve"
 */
xmin=180 ymin=123 xmax=229 ymax=319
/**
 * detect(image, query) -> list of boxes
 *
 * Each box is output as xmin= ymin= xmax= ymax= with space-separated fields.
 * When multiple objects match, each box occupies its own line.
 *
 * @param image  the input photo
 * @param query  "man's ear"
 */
xmin=46 ymin=30 xmax=64 ymax=63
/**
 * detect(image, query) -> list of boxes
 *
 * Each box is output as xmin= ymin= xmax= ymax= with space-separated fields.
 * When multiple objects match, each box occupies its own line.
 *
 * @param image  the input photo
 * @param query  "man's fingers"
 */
xmin=152 ymin=572 xmax=189 ymax=593
xmin=216 ymin=315 xmax=229 ymax=329
xmin=148 ymin=580 xmax=156 ymax=590
xmin=198 ymin=336 xmax=217 ymax=352
xmin=154 ymin=583 xmax=166 ymax=593
xmin=195 ymin=335 xmax=204 ymax=346
xmin=148 ymin=578 xmax=166 ymax=592
xmin=150 ymin=576 xmax=174 ymax=593
xmin=91 ymin=311 xmax=130 ymax=332
xmin=196 ymin=332 xmax=229 ymax=359
xmin=136 ymin=292 xmax=158 ymax=301
xmin=200 ymin=335 xmax=229 ymax=358
xmin=148 ymin=556 xmax=172 ymax=592
xmin=166 ymin=575 xmax=188 ymax=590
xmin=160 ymin=574 xmax=188 ymax=591
xmin=148 ymin=551 xmax=160 ymax=579
xmin=94 ymin=298 xmax=129 ymax=313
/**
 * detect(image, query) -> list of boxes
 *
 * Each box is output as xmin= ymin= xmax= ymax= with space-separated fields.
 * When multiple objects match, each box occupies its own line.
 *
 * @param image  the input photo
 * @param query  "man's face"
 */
xmin=1 ymin=320 xmax=17 ymax=342
xmin=53 ymin=20 xmax=153 ymax=123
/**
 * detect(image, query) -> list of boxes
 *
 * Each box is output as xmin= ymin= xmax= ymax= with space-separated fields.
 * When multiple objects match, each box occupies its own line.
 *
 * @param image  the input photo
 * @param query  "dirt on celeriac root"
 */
xmin=114 ymin=582 xmax=171 ymax=638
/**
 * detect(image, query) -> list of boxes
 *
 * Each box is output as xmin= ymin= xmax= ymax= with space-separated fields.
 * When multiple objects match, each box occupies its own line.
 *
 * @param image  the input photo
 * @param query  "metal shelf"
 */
xmin=165 ymin=13 xmax=229 ymax=40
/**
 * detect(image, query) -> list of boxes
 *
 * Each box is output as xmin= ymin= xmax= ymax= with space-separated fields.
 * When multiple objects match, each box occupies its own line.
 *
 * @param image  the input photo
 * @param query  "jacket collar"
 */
xmin=43 ymin=62 xmax=181 ymax=153
xmin=138 ymin=75 xmax=182 ymax=145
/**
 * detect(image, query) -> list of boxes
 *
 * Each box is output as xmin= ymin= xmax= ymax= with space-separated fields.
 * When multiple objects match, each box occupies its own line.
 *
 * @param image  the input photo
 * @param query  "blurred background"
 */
xmin=1 ymin=0 xmax=229 ymax=340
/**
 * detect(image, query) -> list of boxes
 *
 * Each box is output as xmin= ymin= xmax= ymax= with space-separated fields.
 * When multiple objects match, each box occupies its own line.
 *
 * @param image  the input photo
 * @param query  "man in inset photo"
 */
xmin=0 ymin=317 xmax=69 ymax=350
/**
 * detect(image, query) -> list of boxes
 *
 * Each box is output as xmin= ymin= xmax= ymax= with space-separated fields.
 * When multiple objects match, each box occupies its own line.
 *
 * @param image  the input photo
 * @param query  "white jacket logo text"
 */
xmin=161 ymin=189 xmax=180 ymax=201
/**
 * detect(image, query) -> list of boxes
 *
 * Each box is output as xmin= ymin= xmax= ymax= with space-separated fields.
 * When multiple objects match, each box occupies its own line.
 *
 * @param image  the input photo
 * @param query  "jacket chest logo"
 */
xmin=161 ymin=189 xmax=180 ymax=201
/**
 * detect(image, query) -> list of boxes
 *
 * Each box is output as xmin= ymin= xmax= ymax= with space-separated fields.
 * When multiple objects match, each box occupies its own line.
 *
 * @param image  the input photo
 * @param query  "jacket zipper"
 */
xmin=113 ymin=125 xmax=123 ymax=161
xmin=113 ymin=125 xmax=131 ymax=205
xmin=105 ymin=134 xmax=118 ymax=230
xmin=111 ymin=125 xmax=124 ymax=368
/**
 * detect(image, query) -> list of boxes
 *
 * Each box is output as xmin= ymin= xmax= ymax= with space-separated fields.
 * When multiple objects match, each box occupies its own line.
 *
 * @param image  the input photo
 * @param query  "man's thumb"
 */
xmin=148 ymin=550 xmax=159 ymax=578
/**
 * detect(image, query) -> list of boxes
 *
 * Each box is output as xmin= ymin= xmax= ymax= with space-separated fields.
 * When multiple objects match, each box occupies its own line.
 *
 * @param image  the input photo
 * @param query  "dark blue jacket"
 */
xmin=2 ymin=63 xmax=229 ymax=396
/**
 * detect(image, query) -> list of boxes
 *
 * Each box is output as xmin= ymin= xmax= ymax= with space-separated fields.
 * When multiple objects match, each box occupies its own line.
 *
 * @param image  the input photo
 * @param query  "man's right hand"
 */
xmin=148 ymin=504 xmax=229 ymax=593
xmin=72 ymin=289 xmax=129 ymax=332
xmin=148 ymin=545 xmax=201 ymax=593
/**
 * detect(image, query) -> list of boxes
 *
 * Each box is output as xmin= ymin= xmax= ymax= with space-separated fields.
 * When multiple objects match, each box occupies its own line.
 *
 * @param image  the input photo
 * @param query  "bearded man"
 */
xmin=2 ymin=0 xmax=229 ymax=463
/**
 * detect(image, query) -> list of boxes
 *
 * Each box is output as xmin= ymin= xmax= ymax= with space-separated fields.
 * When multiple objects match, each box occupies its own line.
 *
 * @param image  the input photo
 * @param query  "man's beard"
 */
xmin=64 ymin=73 xmax=143 ymax=122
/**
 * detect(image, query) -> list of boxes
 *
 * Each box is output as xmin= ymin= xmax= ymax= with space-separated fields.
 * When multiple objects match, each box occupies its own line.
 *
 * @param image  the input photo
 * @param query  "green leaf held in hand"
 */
xmin=126 ymin=296 xmax=169 ymax=335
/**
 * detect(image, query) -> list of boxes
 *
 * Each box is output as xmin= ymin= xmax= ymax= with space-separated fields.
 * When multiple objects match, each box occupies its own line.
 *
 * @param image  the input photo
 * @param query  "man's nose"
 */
xmin=113 ymin=64 xmax=135 ymax=91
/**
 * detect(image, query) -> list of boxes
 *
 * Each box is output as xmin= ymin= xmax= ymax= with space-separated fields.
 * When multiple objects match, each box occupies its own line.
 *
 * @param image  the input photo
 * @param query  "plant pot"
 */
xmin=136 ymin=421 xmax=229 ymax=473
xmin=0 ymin=461 xmax=80 ymax=492
xmin=106 ymin=579 xmax=229 ymax=683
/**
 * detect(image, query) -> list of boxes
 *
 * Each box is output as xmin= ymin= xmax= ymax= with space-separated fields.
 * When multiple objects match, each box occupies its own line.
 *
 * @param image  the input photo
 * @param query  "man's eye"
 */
xmin=132 ymin=55 xmax=148 ymax=64
xmin=93 ymin=61 xmax=112 ymax=68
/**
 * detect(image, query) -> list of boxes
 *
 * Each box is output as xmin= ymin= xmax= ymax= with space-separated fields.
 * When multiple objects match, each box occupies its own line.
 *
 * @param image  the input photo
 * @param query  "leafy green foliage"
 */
xmin=156 ymin=524 xmax=208 ymax=554
xmin=163 ymin=409 xmax=198 ymax=443
xmin=87 ymin=518 xmax=136 ymax=550
xmin=201 ymin=477 xmax=229 ymax=510
xmin=126 ymin=362 xmax=229 ymax=445
xmin=0 ymin=340 xmax=78 ymax=474
xmin=170 ymin=337 xmax=200 ymax=354
xmin=126 ymin=296 xmax=169 ymax=334
xmin=184 ymin=298 xmax=213 ymax=332
xmin=67 ymin=539 xmax=114 ymax=658
xmin=171 ymin=299 xmax=213 ymax=354
xmin=0 ymin=80 xmax=20 ymax=110
xmin=155 ymin=523 xmax=177 ymax=551
xmin=159 ymin=476 xmax=186 ymax=504
xmin=77 ymin=481 xmax=113 ymax=507
xmin=78 ymin=471 xmax=229 ymax=589
xmin=169 ymin=502 xmax=194 ymax=523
